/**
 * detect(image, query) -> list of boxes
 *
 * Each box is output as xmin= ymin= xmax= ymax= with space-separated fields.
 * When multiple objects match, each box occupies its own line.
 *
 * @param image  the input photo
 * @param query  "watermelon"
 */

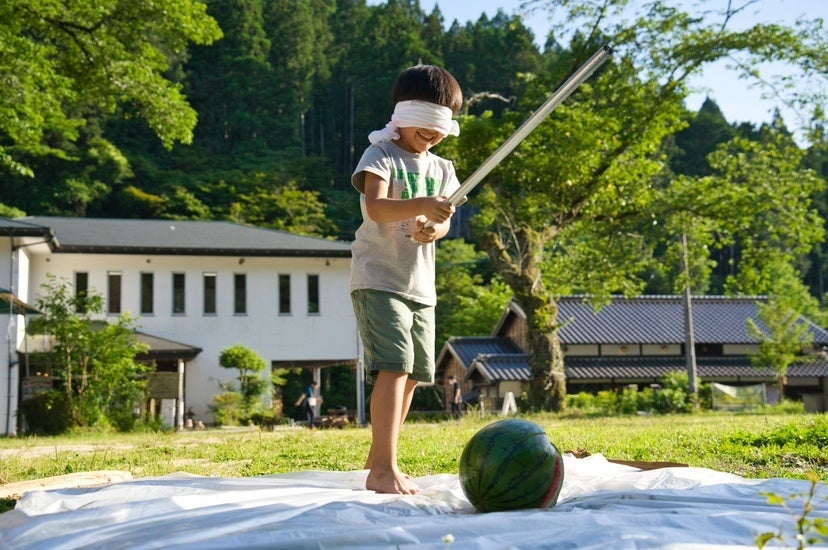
xmin=459 ymin=418 xmax=565 ymax=513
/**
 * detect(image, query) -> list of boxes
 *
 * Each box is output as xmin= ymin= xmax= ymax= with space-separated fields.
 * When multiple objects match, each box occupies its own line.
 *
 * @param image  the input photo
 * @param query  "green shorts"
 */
xmin=351 ymin=289 xmax=435 ymax=384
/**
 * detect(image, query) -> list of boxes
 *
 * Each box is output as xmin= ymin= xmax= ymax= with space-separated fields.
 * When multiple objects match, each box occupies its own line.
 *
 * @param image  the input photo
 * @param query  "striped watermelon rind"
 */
xmin=459 ymin=419 xmax=565 ymax=513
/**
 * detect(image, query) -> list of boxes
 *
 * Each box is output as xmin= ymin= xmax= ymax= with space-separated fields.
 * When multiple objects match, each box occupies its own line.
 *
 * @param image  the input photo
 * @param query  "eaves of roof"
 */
xmin=0 ymin=218 xmax=55 ymax=239
xmin=464 ymin=353 xmax=828 ymax=384
xmin=134 ymin=332 xmax=202 ymax=360
xmin=14 ymin=216 xmax=352 ymax=258
xmin=565 ymin=355 xmax=828 ymax=380
xmin=492 ymin=296 xmax=828 ymax=346
xmin=445 ymin=336 xmax=522 ymax=367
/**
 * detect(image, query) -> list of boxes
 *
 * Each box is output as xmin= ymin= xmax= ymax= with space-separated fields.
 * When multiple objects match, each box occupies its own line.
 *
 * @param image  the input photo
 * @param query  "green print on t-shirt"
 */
xmin=395 ymin=168 xmax=439 ymax=199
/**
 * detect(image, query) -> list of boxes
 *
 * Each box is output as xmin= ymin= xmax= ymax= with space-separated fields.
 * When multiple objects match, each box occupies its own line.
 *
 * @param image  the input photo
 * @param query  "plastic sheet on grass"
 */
xmin=1 ymin=453 xmax=826 ymax=549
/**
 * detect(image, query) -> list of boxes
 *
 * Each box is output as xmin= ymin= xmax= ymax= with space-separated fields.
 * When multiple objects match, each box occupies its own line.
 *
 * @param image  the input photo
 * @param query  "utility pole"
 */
xmin=682 ymin=233 xmax=699 ymax=401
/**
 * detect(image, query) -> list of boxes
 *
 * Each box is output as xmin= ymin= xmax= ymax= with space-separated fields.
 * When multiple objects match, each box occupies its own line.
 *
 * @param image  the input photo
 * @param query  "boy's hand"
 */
xmin=412 ymin=216 xmax=439 ymax=243
xmin=422 ymin=196 xmax=455 ymax=224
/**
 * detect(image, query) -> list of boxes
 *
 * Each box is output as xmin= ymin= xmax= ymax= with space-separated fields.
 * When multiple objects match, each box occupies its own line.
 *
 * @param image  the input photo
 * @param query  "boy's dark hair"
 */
xmin=392 ymin=65 xmax=463 ymax=115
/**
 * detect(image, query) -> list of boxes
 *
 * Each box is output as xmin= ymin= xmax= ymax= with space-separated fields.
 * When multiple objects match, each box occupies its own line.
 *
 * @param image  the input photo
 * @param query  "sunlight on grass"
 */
xmin=1 ymin=412 xmax=825 ymax=492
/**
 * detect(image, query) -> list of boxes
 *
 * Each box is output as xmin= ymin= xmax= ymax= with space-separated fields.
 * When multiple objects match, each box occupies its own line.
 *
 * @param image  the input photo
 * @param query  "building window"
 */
xmin=203 ymin=273 xmax=216 ymax=315
xmin=140 ymin=272 xmax=154 ymax=315
xmin=172 ymin=272 xmax=186 ymax=315
xmin=74 ymin=271 xmax=89 ymax=313
xmin=234 ymin=273 xmax=247 ymax=315
xmin=307 ymin=274 xmax=319 ymax=314
xmin=278 ymin=274 xmax=291 ymax=315
xmin=108 ymin=272 xmax=122 ymax=314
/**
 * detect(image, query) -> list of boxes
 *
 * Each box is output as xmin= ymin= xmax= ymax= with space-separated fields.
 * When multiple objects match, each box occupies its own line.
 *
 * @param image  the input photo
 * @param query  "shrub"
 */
xmin=20 ymin=390 xmax=72 ymax=435
xmin=210 ymin=391 xmax=244 ymax=426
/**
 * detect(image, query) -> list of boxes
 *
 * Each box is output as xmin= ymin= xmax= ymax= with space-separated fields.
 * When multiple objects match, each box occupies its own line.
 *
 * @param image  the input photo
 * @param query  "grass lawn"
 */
xmin=1 ymin=411 xmax=826 ymax=513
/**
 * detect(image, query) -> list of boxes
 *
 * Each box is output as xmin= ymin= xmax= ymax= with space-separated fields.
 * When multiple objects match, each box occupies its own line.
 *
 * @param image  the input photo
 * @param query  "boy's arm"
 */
xmin=363 ymin=172 xmax=454 ymax=224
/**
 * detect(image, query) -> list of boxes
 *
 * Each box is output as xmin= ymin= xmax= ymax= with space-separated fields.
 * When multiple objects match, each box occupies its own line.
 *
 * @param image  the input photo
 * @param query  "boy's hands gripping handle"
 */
xmin=423 ymin=45 xmax=613 ymax=229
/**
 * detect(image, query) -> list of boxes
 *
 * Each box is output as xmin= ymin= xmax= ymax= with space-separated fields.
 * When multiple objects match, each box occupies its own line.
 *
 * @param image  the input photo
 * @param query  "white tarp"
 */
xmin=1 ymin=453 xmax=826 ymax=549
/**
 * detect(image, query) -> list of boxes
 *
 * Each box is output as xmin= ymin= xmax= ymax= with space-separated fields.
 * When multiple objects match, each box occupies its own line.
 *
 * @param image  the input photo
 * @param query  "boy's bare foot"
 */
xmin=364 ymin=454 xmax=411 ymax=480
xmin=366 ymin=468 xmax=419 ymax=494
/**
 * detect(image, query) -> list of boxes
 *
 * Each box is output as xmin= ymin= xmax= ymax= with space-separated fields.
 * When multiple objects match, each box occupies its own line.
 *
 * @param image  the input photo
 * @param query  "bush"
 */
xmin=20 ymin=390 xmax=72 ymax=435
xmin=246 ymin=411 xmax=288 ymax=429
xmin=210 ymin=391 xmax=244 ymax=426
xmin=565 ymin=371 xmax=704 ymax=416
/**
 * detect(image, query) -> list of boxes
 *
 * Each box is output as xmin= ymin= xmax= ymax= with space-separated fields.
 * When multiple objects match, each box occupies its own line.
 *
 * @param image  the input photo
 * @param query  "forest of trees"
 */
xmin=3 ymin=0 xmax=827 ymax=409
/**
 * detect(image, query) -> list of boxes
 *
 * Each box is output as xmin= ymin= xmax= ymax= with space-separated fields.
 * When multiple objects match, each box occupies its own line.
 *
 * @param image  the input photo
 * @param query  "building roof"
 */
xmin=565 ymin=356 xmax=828 ymax=380
xmin=464 ymin=353 xmax=828 ymax=384
xmin=134 ymin=332 xmax=202 ymax=360
xmin=0 ymin=218 xmax=54 ymax=239
xmin=450 ymin=295 xmax=828 ymax=386
xmin=505 ymin=296 xmax=828 ymax=346
xmin=2 ymin=216 xmax=352 ymax=257
xmin=441 ymin=336 xmax=522 ymax=366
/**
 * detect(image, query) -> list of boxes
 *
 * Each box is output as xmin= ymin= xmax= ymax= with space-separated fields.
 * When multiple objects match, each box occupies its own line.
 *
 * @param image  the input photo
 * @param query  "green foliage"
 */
xmin=0 ymin=0 xmax=222 ymax=176
xmin=26 ymin=276 xmax=150 ymax=431
xmin=457 ymin=1 xmax=828 ymax=409
xmin=756 ymin=471 xmax=828 ymax=549
xmin=435 ymin=239 xmax=511 ymax=346
xmin=218 ymin=344 xmax=267 ymax=410
xmin=566 ymin=372 xmax=701 ymax=415
xmin=19 ymin=390 xmax=72 ymax=435
xmin=748 ymin=292 xmax=818 ymax=399
xmin=728 ymin=416 xmax=828 ymax=449
xmin=209 ymin=388 xmax=244 ymax=427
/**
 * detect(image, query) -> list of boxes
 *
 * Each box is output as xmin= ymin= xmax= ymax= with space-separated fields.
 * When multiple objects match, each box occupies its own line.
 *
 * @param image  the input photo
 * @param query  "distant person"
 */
xmin=448 ymin=375 xmax=462 ymax=417
xmin=295 ymin=381 xmax=321 ymax=428
xmin=350 ymin=64 xmax=463 ymax=495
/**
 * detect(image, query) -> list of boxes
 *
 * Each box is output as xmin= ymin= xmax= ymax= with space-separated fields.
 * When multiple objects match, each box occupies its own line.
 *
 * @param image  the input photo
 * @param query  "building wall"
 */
xmin=22 ymin=251 xmax=358 ymax=423
xmin=0 ymin=243 xmax=34 ymax=435
xmin=501 ymin=314 xmax=527 ymax=350
xmin=442 ymin=356 xmax=474 ymax=411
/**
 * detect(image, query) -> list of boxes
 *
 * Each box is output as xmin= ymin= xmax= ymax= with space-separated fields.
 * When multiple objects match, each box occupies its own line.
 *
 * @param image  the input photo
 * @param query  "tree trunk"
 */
xmin=520 ymin=295 xmax=566 ymax=411
xmin=480 ymin=228 xmax=567 ymax=411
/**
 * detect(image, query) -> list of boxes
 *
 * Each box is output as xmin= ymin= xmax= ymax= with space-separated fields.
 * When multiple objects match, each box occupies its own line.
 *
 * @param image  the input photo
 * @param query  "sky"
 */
xmin=408 ymin=0 xmax=826 ymax=139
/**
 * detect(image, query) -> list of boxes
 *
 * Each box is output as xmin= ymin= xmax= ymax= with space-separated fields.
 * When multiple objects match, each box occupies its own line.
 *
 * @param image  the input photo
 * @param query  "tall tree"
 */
xmin=264 ymin=0 xmax=336 ymax=154
xmin=671 ymin=98 xmax=736 ymax=177
xmin=443 ymin=11 xmax=542 ymax=116
xmin=445 ymin=0 xmax=828 ymax=410
xmin=186 ymin=0 xmax=273 ymax=155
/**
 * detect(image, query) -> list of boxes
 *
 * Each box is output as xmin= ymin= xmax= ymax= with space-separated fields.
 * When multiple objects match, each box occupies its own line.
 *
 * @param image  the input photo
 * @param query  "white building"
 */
xmin=0 ymin=216 xmax=358 ymax=435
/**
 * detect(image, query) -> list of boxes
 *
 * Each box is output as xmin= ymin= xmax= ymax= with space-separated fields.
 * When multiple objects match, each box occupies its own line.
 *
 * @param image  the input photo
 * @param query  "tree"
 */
xmin=218 ymin=344 xmax=267 ymax=412
xmin=0 ymin=0 xmax=222 ymax=177
xmin=27 ymin=275 xmax=150 ymax=430
xmin=671 ymin=98 xmax=736 ymax=177
xmin=443 ymin=10 xmax=542 ymax=116
xmin=435 ymin=239 xmax=511 ymax=348
xmin=747 ymin=286 xmax=816 ymax=401
xmin=443 ymin=0 xmax=827 ymax=410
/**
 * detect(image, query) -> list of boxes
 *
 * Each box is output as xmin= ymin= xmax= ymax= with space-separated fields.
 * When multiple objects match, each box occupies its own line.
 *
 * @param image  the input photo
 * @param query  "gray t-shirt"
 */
xmin=350 ymin=141 xmax=460 ymax=306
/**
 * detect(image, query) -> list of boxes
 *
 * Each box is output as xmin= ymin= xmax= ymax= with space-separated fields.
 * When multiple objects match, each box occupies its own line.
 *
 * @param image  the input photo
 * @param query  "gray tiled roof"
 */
xmin=465 ymin=353 xmax=828 ymax=383
xmin=556 ymin=295 xmax=828 ymax=345
xmin=467 ymin=354 xmax=531 ymax=382
xmin=8 ymin=216 xmax=352 ymax=257
xmin=0 ymin=218 xmax=54 ymax=238
xmin=446 ymin=336 xmax=522 ymax=366
xmin=566 ymin=355 xmax=828 ymax=380
xmin=453 ymin=295 xmax=828 ymax=384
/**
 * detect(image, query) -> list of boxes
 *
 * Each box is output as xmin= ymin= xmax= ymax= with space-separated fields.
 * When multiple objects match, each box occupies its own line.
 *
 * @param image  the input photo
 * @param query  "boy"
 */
xmin=350 ymin=64 xmax=463 ymax=494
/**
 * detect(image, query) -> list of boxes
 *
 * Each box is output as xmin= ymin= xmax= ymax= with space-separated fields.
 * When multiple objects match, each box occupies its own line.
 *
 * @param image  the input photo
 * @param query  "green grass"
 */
xmin=1 ymin=411 xmax=826 ymax=514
